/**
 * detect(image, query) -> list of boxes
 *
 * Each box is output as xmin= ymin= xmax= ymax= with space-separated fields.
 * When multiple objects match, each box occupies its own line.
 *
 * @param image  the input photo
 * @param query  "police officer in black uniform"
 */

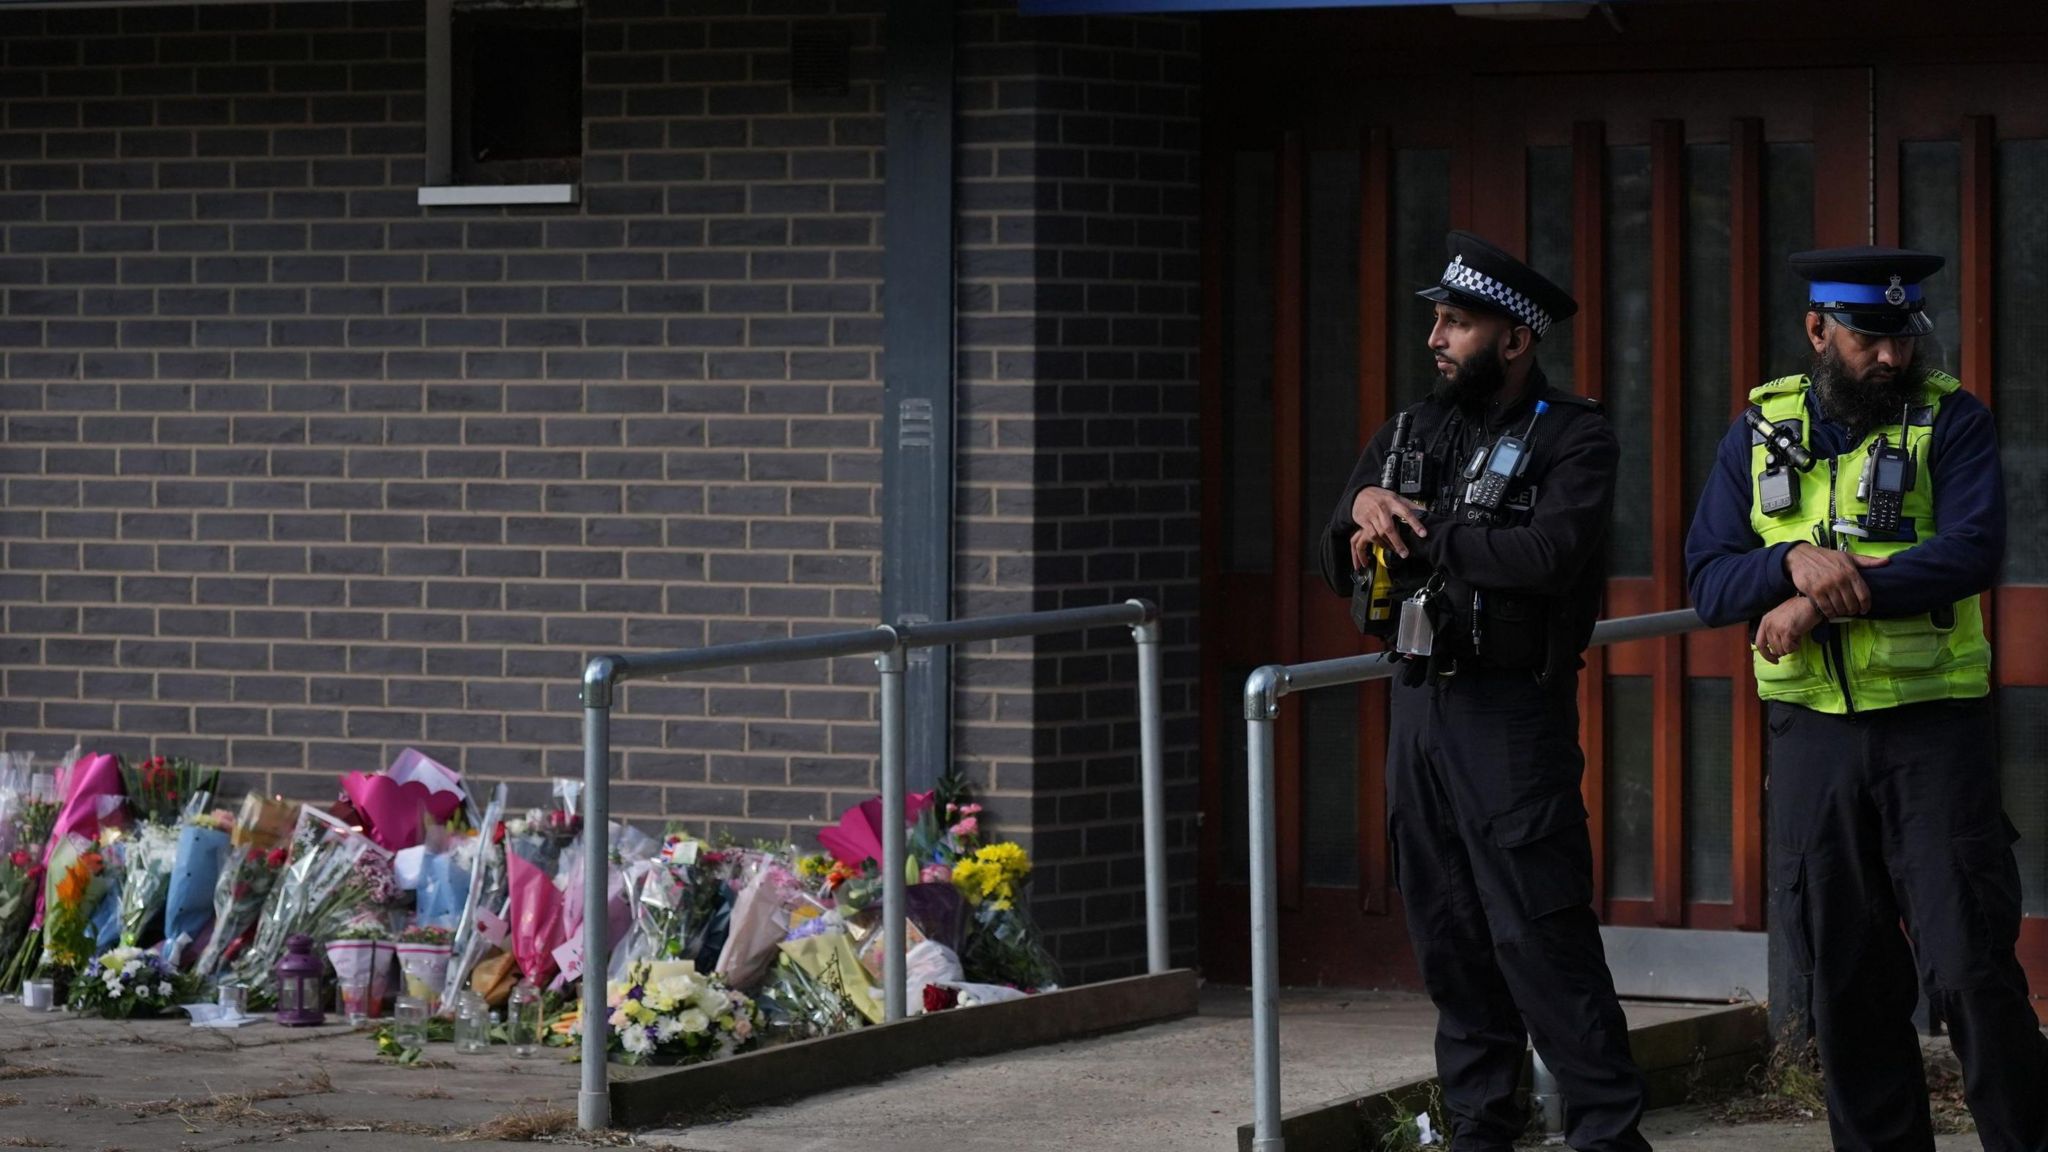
xmin=1320 ymin=232 xmax=1650 ymax=1152
xmin=1687 ymin=247 xmax=2048 ymax=1152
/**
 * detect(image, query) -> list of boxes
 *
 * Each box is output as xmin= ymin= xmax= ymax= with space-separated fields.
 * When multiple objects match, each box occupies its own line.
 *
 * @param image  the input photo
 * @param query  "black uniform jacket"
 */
xmin=1317 ymin=365 xmax=1619 ymax=672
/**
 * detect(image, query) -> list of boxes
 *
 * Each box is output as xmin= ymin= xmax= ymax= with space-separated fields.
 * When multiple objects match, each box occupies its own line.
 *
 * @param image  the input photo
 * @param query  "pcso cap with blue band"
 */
xmin=1790 ymin=245 xmax=1944 ymax=337
xmin=1417 ymin=230 xmax=1578 ymax=341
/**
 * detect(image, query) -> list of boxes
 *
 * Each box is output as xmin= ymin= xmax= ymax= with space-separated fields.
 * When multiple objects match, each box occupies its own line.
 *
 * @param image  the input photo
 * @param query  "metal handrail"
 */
xmin=1239 ymin=607 xmax=1705 ymax=1152
xmin=574 ymin=599 xmax=1169 ymax=1131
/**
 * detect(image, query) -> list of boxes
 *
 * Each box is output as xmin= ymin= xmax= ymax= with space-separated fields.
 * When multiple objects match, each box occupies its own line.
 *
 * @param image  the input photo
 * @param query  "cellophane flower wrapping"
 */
xmin=549 ymin=821 xmax=650 ymax=991
xmin=587 ymin=958 xmax=759 ymax=1067
xmin=116 ymin=822 xmax=180 ymax=949
xmin=36 ymin=833 xmax=109 ymax=978
xmin=713 ymin=850 xmax=803 ymax=991
xmin=119 ymin=756 xmax=221 ymax=829
xmin=229 ymin=806 xmax=385 ymax=1006
xmin=0 ymin=764 xmax=59 ymax=992
xmin=69 ymin=945 xmax=184 ymax=1019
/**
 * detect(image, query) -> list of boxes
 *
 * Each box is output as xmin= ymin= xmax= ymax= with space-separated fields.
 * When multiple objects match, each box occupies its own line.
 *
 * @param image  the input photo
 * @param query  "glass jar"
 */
xmin=393 ymin=993 xmax=429 ymax=1049
xmin=453 ymin=990 xmax=492 ymax=1054
xmin=507 ymin=980 xmax=542 ymax=1057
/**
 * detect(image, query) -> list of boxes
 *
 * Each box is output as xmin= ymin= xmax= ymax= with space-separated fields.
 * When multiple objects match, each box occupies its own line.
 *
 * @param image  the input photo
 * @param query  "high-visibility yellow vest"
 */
xmin=1744 ymin=371 xmax=1990 ymax=713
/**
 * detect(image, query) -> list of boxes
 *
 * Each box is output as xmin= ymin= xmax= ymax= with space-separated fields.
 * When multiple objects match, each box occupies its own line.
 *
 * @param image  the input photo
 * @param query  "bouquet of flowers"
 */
xmin=162 ymin=808 xmax=232 ymax=965
xmin=115 ymin=822 xmax=180 ymax=948
xmin=190 ymin=795 xmax=297 ymax=977
xmin=0 ymin=770 xmax=60 ymax=992
xmin=230 ymin=806 xmax=384 ymax=1005
xmin=646 ymin=834 xmax=733 ymax=963
xmin=757 ymin=950 xmax=866 ymax=1041
xmin=0 ymin=847 xmax=46 ymax=993
xmin=953 ymin=841 xmax=1060 ymax=991
xmin=36 ymin=833 xmax=109 ymax=980
xmin=395 ymin=923 xmax=453 ymax=1011
xmin=68 ymin=945 xmax=184 ymax=1019
xmin=120 ymin=756 xmax=220 ymax=828
xmin=592 ymin=958 xmax=759 ymax=1066
xmin=192 ymin=841 xmax=287 ymax=976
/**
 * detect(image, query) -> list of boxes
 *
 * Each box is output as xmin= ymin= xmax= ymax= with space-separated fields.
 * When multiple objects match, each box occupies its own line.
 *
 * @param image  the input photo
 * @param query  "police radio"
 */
xmin=1856 ymin=407 xmax=1917 ymax=535
xmin=1460 ymin=401 xmax=1545 ymax=521
xmin=1746 ymin=408 xmax=1815 ymax=517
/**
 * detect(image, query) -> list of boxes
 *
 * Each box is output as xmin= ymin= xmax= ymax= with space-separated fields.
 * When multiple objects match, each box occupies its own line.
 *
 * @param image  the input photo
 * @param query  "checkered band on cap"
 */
xmin=1440 ymin=256 xmax=1553 ymax=338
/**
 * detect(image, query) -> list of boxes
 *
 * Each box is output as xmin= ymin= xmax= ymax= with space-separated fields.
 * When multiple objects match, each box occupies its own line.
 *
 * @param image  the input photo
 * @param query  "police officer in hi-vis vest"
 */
xmin=1687 ymin=246 xmax=2048 ymax=1152
xmin=1322 ymin=232 xmax=1651 ymax=1152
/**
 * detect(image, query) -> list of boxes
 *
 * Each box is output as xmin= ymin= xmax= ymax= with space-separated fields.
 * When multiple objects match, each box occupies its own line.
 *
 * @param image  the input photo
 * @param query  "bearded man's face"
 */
xmin=1810 ymin=318 xmax=1927 ymax=437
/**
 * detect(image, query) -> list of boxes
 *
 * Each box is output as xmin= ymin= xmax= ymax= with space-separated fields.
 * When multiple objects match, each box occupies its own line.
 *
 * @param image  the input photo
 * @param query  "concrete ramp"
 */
xmin=643 ymin=989 xmax=1749 ymax=1152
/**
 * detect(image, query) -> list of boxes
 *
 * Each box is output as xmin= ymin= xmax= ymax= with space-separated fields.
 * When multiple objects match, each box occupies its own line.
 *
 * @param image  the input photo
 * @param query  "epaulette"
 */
xmin=1544 ymin=389 xmax=1603 ymax=413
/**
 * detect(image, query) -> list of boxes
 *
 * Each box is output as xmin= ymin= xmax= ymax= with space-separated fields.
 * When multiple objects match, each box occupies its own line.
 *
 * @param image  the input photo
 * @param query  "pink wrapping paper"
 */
xmin=49 ymin=753 xmax=123 ymax=847
xmin=818 ymin=790 xmax=935 ymax=868
xmin=342 ymin=772 xmax=463 ymax=853
xmin=549 ymin=851 xmax=631 ymax=989
xmin=506 ymin=851 xmax=565 ymax=988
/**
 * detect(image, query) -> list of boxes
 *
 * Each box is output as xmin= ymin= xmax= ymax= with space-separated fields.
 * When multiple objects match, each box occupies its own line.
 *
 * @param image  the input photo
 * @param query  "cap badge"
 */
xmin=1884 ymin=275 xmax=1906 ymax=307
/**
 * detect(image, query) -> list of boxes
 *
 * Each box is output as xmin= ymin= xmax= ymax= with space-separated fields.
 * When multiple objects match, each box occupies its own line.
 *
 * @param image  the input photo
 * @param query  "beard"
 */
xmin=1431 ymin=343 xmax=1507 ymax=410
xmin=1811 ymin=340 xmax=1928 ymax=438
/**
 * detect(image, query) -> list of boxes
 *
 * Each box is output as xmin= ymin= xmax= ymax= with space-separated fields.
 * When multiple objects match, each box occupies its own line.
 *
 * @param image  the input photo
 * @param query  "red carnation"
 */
xmin=922 ymin=984 xmax=959 ymax=1013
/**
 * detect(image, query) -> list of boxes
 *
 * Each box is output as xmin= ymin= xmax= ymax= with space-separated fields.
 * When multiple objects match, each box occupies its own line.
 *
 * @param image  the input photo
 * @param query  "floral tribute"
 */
xmin=597 ymin=959 xmax=760 ymax=1066
xmin=0 ymin=741 xmax=1068 ymax=1071
xmin=69 ymin=946 xmax=185 ymax=1019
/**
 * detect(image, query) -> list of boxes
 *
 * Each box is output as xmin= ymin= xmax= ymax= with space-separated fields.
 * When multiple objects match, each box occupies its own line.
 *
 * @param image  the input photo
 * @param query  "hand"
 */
xmin=1784 ymin=542 xmax=1888 ymax=619
xmin=1349 ymin=486 xmax=1429 ymax=567
xmin=1754 ymin=596 xmax=1824 ymax=664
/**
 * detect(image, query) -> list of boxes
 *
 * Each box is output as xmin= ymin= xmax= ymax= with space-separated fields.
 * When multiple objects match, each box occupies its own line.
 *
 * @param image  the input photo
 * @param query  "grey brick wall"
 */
xmin=0 ymin=0 xmax=888 ymax=833
xmin=0 ymin=0 xmax=1202 ymax=980
xmin=952 ymin=4 xmax=1201 ymax=978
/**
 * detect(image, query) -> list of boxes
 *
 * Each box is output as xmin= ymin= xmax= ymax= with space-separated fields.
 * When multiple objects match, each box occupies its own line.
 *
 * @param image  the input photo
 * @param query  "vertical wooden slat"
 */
xmin=1728 ymin=118 xmax=1768 ymax=933
xmin=1813 ymin=75 xmax=1870 ymax=247
xmin=1961 ymin=115 xmax=1995 ymax=644
xmin=1571 ymin=120 xmax=1610 ymax=909
xmin=1356 ymin=126 xmax=1393 ymax=915
xmin=1650 ymin=119 xmax=1688 ymax=927
xmin=1274 ymin=131 xmax=1305 ymax=910
xmin=1960 ymin=115 xmax=1995 ymax=406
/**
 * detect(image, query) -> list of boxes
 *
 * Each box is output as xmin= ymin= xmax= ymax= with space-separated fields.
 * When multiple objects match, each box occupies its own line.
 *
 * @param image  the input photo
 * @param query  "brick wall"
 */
xmin=0 ymin=0 xmax=889 ymax=832
xmin=0 ymin=0 xmax=1202 ymax=979
xmin=952 ymin=4 xmax=1201 ymax=977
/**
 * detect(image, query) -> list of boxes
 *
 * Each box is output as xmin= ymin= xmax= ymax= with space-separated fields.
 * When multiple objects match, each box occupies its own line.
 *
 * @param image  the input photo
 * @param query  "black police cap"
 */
xmin=1416 ymin=230 xmax=1578 ymax=340
xmin=1790 ymin=245 xmax=1944 ymax=337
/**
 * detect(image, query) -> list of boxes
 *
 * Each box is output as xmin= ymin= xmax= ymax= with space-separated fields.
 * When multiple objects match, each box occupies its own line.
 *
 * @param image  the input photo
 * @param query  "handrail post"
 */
xmin=1129 ymin=600 xmax=1169 ymax=974
xmin=876 ymin=633 xmax=909 ymax=1022
xmin=1244 ymin=665 xmax=1287 ymax=1152
xmin=578 ymin=655 xmax=622 ymax=1132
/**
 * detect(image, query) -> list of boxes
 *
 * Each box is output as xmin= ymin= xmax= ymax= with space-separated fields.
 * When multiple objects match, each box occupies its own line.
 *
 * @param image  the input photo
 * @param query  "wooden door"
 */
xmin=1198 ymin=66 xmax=1871 ymax=987
xmin=1877 ymin=60 xmax=2048 ymax=1018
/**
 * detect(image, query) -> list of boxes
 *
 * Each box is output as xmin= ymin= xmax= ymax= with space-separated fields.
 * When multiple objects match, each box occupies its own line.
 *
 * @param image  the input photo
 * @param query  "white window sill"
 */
xmin=417 ymin=184 xmax=579 ymax=207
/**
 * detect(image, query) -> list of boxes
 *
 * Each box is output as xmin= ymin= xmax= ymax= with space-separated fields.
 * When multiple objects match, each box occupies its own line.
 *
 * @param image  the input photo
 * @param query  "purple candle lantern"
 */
xmin=274 ymin=933 xmax=327 ymax=1027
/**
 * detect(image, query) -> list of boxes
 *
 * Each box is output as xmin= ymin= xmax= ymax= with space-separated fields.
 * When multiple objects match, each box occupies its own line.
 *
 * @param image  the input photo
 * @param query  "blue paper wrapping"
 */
xmin=415 ymin=852 xmax=470 ymax=928
xmin=89 ymin=879 xmax=122 ymax=952
xmin=163 ymin=824 xmax=230 ymax=948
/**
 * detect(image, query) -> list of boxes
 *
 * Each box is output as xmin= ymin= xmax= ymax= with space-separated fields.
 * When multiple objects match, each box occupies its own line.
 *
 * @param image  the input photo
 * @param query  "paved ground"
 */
xmin=0 ymin=1000 xmax=607 ymax=1150
xmin=642 ymin=990 xmax=1716 ymax=1152
xmin=0 ymin=990 xmax=1999 ymax=1151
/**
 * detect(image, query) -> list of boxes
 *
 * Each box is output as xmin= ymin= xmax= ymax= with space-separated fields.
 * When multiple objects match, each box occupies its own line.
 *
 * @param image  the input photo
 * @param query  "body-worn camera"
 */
xmin=1747 ymin=407 xmax=1816 ymax=518
xmin=1382 ymin=411 xmax=1436 ymax=499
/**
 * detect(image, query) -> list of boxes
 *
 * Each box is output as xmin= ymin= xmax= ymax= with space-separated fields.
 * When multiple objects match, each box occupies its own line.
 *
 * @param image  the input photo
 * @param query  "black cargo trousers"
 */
xmin=1387 ymin=667 xmax=1651 ymax=1152
xmin=1769 ymin=695 xmax=2048 ymax=1152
